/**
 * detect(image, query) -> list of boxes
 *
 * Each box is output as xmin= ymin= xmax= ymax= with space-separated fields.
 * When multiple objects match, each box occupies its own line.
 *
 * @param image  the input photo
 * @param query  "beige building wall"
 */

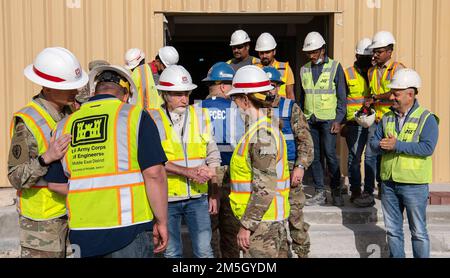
xmin=1 ymin=0 xmax=449 ymax=186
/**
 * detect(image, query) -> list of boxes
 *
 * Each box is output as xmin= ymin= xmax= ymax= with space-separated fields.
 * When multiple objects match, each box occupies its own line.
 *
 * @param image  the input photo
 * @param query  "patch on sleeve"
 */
xmin=8 ymin=136 xmax=29 ymax=165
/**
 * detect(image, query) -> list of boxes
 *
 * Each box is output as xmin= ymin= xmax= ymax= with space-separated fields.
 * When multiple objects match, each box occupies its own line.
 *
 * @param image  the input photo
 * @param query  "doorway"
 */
xmin=164 ymin=14 xmax=331 ymax=102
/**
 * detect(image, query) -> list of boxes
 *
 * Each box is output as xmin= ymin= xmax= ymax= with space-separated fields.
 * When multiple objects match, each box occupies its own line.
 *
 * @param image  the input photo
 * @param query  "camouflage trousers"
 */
xmin=211 ymin=165 xmax=240 ymax=258
xmin=288 ymin=184 xmax=311 ymax=258
xmin=243 ymin=220 xmax=289 ymax=258
xmin=19 ymin=215 xmax=69 ymax=258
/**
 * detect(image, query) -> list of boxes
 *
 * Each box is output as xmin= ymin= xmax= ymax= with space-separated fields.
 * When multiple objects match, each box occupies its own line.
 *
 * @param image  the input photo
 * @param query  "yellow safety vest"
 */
xmin=368 ymin=61 xmax=402 ymax=120
xmin=380 ymin=106 xmax=436 ymax=184
xmin=11 ymin=100 xmax=66 ymax=220
xmin=301 ymin=58 xmax=339 ymax=121
xmin=149 ymin=106 xmax=211 ymax=201
xmin=55 ymin=98 xmax=153 ymax=230
xmin=257 ymin=60 xmax=291 ymax=98
xmin=344 ymin=66 xmax=370 ymax=121
xmin=131 ymin=63 xmax=164 ymax=110
xmin=229 ymin=117 xmax=290 ymax=221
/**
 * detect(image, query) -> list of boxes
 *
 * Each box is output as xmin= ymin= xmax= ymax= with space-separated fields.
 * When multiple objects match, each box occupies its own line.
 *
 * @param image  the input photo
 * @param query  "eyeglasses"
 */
xmin=232 ymin=44 xmax=245 ymax=50
xmin=373 ymin=48 xmax=387 ymax=55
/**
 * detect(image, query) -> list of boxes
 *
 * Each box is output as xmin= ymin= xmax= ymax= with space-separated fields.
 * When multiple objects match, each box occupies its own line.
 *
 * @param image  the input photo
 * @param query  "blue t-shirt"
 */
xmin=45 ymin=94 xmax=167 ymax=257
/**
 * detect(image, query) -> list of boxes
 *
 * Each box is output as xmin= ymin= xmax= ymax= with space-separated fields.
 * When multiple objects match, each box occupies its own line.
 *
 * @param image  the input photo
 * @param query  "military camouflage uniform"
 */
xmin=240 ymin=123 xmax=289 ymax=258
xmin=8 ymin=93 xmax=72 ymax=258
xmin=210 ymin=165 xmax=240 ymax=258
xmin=273 ymin=96 xmax=314 ymax=258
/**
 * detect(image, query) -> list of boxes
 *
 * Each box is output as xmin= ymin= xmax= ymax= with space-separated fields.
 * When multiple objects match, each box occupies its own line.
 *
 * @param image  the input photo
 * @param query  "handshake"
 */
xmin=186 ymin=165 xmax=216 ymax=184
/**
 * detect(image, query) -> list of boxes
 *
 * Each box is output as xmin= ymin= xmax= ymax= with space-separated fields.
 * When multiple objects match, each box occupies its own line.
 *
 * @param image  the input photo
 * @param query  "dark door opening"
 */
xmin=165 ymin=14 xmax=330 ymax=102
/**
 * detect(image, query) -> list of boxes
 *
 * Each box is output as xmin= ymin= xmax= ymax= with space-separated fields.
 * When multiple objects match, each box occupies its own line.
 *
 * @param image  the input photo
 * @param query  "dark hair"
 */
xmin=95 ymin=82 xmax=127 ymax=96
xmin=386 ymin=44 xmax=394 ymax=51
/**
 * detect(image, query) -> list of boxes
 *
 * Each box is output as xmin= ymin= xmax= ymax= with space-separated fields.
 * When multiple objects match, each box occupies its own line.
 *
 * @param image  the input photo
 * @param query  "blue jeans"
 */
xmin=345 ymin=123 xmax=376 ymax=194
xmin=165 ymin=195 xmax=214 ymax=258
xmin=105 ymin=229 xmax=154 ymax=258
xmin=366 ymin=123 xmax=381 ymax=186
xmin=308 ymin=120 xmax=341 ymax=190
xmin=381 ymin=182 xmax=430 ymax=258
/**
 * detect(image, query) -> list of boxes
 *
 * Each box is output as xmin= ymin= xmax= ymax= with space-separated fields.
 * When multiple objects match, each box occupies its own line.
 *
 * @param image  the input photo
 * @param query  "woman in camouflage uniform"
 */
xmin=227 ymin=65 xmax=290 ymax=258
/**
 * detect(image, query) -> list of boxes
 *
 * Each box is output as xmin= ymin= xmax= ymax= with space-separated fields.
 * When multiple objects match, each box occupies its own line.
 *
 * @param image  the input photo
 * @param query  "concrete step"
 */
xmin=302 ymin=185 xmax=450 ymax=225
xmin=308 ymin=223 xmax=450 ymax=258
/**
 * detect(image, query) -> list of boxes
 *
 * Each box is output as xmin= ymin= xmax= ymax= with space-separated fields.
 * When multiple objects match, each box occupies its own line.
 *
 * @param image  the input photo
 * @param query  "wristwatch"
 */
xmin=297 ymin=164 xmax=305 ymax=169
xmin=38 ymin=155 xmax=50 ymax=167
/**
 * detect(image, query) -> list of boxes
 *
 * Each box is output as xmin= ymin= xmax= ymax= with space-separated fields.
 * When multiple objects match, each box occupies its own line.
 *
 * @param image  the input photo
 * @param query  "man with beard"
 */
xmin=227 ymin=29 xmax=260 ymax=71
xmin=256 ymin=32 xmax=296 ymax=100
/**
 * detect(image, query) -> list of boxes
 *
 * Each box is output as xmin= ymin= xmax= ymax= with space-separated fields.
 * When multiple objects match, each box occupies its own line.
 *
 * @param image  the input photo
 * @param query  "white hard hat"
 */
xmin=388 ymin=68 xmax=422 ymax=90
xmin=88 ymin=65 xmax=138 ymax=104
xmin=158 ymin=46 xmax=179 ymax=67
xmin=255 ymin=32 xmax=277 ymax=52
xmin=156 ymin=65 xmax=197 ymax=92
xmin=227 ymin=65 xmax=274 ymax=96
xmin=302 ymin=32 xmax=326 ymax=52
xmin=355 ymin=38 xmax=373 ymax=55
xmin=369 ymin=31 xmax=396 ymax=49
xmin=24 ymin=47 xmax=88 ymax=90
xmin=230 ymin=30 xmax=251 ymax=46
xmin=355 ymin=109 xmax=376 ymax=128
xmin=124 ymin=48 xmax=145 ymax=70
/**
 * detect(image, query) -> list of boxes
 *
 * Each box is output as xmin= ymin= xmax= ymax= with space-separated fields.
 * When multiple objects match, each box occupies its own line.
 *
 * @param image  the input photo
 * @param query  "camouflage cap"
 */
xmin=88 ymin=60 xmax=110 ymax=71
xmin=75 ymin=85 xmax=91 ymax=104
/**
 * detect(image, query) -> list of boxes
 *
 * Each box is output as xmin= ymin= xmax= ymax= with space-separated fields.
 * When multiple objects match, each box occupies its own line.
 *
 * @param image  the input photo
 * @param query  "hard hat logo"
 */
xmin=75 ymin=68 xmax=81 ymax=78
xmin=182 ymin=76 xmax=188 ymax=83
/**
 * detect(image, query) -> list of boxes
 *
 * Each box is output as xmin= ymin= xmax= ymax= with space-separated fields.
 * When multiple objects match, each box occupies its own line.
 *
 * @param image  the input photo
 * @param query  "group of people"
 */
xmin=7 ymin=28 xmax=438 ymax=259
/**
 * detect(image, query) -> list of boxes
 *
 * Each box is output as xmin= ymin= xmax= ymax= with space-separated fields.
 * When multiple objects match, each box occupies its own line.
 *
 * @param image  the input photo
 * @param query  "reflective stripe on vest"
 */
xmin=57 ymin=98 xmax=153 ymax=230
xmin=12 ymin=100 xmax=66 ymax=220
xmin=149 ymin=106 xmax=211 ymax=201
xmin=195 ymin=98 xmax=245 ymax=166
xmin=274 ymin=98 xmax=296 ymax=162
xmin=132 ymin=64 xmax=163 ymax=110
xmin=229 ymin=117 xmax=290 ymax=222
xmin=273 ymin=61 xmax=290 ymax=98
xmin=368 ymin=61 xmax=401 ymax=120
xmin=301 ymin=59 xmax=339 ymax=120
xmin=344 ymin=66 xmax=370 ymax=121
xmin=380 ymin=107 xmax=435 ymax=184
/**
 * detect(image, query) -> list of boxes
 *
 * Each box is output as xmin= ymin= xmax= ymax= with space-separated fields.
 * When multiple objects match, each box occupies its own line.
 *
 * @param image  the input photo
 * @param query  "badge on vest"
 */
xmin=72 ymin=115 xmax=108 ymax=146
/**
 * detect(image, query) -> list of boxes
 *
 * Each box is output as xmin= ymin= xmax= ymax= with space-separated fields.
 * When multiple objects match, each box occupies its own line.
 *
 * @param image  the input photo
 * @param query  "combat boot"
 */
xmin=305 ymin=189 xmax=326 ymax=206
xmin=331 ymin=188 xmax=344 ymax=207
xmin=350 ymin=188 xmax=361 ymax=203
xmin=353 ymin=192 xmax=375 ymax=207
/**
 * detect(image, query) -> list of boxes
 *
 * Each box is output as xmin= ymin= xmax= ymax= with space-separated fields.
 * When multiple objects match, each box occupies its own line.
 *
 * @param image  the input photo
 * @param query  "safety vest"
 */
xmin=301 ymin=58 xmax=339 ymax=120
xmin=273 ymin=97 xmax=296 ymax=162
xmin=380 ymin=106 xmax=436 ymax=184
xmin=149 ymin=106 xmax=211 ymax=201
xmin=195 ymin=97 xmax=245 ymax=166
xmin=11 ymin=100 xmax=67 ymax=221
xmin=368 ymin=61 xmax=402 ymax=120
xmin=257 ymin=61 xmax=291 ymax=98
xmin=229 ymin=117 xmax=290 ymax=221
xmin=344 ymin=66 xmax=370 ymax=121
xmin=131 ymin=63 xmax=164 ymax=110
xmin=227 ymin=57 xmax=260 ymax=69
xmin=55 ymin=98 xmax=153 ymax=230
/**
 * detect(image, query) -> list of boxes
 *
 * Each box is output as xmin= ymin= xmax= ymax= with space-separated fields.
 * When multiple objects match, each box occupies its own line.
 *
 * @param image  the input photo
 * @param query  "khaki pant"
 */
xmin=211 ymin=165 xmax=240 ymax=258
xmin=243 ymin=221 xmax=289 ymax=258
xmin=19 ymin=215 xmax=69 ymax=258
xmin=288 ymin=163 xmax=311 ymax=258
